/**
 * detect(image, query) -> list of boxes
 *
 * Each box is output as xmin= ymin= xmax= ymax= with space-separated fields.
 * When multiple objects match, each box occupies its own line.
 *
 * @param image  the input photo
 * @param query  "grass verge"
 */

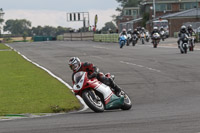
xmin=0 ymin=43 xmax=10 ymax=50
xmin=0 ymin=44 xmax=81 ymax=116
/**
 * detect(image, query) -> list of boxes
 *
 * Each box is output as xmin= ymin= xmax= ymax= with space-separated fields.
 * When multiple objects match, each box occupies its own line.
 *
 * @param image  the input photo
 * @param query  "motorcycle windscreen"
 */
xmin=74 ymin=71 xmax=85 ymax=84
xmin=73 ymin=71 xmax=86 ymax=91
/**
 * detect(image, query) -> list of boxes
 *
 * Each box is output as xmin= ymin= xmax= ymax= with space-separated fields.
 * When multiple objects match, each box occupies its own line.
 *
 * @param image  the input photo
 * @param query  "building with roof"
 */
xmin=141 ymin=0 xmax=200 ymax=20
xmin=146 ymin=8 xmax=200 ymax=36
xmin=117 ymin=0 xmax=200 ymax=34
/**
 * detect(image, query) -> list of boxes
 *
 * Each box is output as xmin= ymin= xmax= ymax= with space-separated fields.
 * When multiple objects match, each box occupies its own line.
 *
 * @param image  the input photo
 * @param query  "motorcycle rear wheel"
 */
xmin=82 ymin=90 xmax=104 ymax=112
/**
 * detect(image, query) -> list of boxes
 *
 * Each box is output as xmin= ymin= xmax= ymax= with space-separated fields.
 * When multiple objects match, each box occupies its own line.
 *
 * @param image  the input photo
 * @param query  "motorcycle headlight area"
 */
xmin=73 ymin=72 xmax=86 ymax=91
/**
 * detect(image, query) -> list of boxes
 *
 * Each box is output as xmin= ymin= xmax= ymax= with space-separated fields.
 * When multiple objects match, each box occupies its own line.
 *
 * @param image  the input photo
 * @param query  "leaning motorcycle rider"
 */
xmin=68 ymin=57 xmax=122 ymax=96
xmin=177 ymin=25 xmax=189 ymax=47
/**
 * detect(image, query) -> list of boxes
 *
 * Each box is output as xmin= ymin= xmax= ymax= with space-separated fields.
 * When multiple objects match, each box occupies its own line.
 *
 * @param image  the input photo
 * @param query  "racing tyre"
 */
xmin=82 ymin=90 xmax=104 ymax=112
xmin=120 ymin=41 xmax=124 ymax=48
xmin=120 ymin=90 xmax=132 ymax=110
xmin=183 ymin=44 xmax=187 ymax=54
xmin=153 ymin=43 xmax=157 ymax=48
xmin=127 ymin=40 xmax=130 ymax=46
xmin=132 ymin=41 xmax=136 ymax=46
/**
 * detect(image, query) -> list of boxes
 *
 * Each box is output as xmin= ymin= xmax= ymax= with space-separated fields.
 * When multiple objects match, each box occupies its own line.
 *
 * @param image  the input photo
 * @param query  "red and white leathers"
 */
xmin=69 ymin=57 xmax=121 ymax=95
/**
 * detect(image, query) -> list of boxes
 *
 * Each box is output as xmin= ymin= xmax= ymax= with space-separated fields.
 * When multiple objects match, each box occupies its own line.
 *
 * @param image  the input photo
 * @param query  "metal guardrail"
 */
xmin=57 ymin=33 xmax=119 ymax=43
xmin=57 ymin=32 xmax=94 ymax=41
xmin=94 ymin=34 xmax=119 ymax=43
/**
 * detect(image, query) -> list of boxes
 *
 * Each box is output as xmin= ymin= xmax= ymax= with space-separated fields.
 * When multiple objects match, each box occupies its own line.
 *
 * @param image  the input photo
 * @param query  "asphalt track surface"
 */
xmin=1 ymin=39 xmax=200 ymax=133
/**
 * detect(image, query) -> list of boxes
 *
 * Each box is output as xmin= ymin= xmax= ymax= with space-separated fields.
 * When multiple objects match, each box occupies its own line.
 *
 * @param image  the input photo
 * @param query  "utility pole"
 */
xmin=0 ymin=8 xmax=5 ymax=37
xmin=196 ymin=0 xmax=199 ymax=18
xmin=153 ymin=0 xmax=156 ymax=20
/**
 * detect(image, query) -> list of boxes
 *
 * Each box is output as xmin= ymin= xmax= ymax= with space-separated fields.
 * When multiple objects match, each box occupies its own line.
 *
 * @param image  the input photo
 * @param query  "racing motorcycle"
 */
xmin=188 ymin=33 xmax=195 ymax=51
xmin=160 ymin=30 xmax=166 ymax=41
xmin=179 ymin=33 xmax=189 ymax=54
xmin=140 ymin=32 xmax=146 ymax=44
xmin=152 ymin=33 xmax=160 ymax=48
xmin=145 ymin=31 xmax=150 ymax=42
xmin=132 ymin=34 xmax=138 ymax=46
xmin=73 ymin=71 xmax=132 ymax=112
xmin=126 ymin=33 xmax=132 ymax=46
xmin=119 ymin=35 xmax=127 ymax=48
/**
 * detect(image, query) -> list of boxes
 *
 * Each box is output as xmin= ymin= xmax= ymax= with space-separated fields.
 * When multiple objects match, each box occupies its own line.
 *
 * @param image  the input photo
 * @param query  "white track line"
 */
xmin=5 ymin=44 xmax=88 ymax=112
xmin=93 ymin=46 xmax=110 ymax=50
xmin=120 ymin=61 xmax=161 ymax=73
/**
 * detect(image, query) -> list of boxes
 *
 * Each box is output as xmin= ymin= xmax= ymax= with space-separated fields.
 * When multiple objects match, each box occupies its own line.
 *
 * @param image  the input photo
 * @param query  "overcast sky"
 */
xmin=1 ymin=0 xmax=120 ymax=29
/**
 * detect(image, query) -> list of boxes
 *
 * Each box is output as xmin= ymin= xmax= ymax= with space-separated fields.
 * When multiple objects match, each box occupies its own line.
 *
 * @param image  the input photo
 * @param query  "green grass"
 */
xmin=0 ymin=43 xmax=10 ymax=50
xmin=0 ymin=44 xmax=81 ymax=116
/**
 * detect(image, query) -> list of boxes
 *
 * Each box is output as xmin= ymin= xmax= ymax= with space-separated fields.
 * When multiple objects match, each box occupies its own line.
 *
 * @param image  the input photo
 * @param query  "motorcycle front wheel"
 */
xmin=82 ymin=90 xmax=104 ymax=112
xmin=120 ymin=41 xmax=124 ymax=48
xmin=120 ymin=90 xmax=132 ymax=110
xmin=132 ymin=41 xmax=136 ymax=46
xmin=184 ymin=44 xmax=187 ymax=54
xmin=153 ymin=42 xmax=157 ymax=48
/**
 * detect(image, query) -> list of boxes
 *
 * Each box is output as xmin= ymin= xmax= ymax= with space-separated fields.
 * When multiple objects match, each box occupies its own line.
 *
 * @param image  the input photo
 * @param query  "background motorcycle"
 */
xmin=179 ymin=33 xmax=189 ymax=54
xmin=160 ymin=30 xmax=166 ymax=41
xmin=188 ymin=34 xmax=195 ymax=51
xmin=119 ymin=35 xmax=127 ymax=48
xmin=140 ymin=32 xmax=145 ymax=44
xmin=132 ymin=34 xmax=138 ymax=46
xmin=73 ymin=71 xmax=132 ymax=112
xmin=126 ymin=33 xmax=132 ymax=46
xmin=145 ymin=31 xmax=150 ymax=42
xmin=152 ymin=33 xmax=160 ymax=48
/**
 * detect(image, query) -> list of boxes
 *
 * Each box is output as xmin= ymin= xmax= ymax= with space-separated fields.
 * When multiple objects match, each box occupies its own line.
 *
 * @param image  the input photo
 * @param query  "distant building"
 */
xmin=118 ymin=0 xmax=200 ymax=36
xmin=117 ymin=7 xmax=140 ymax=32
xmin=142 ymin=0 xmax=200 ymax=20
xmin=147 ymin=8 xmax=200 ymax=36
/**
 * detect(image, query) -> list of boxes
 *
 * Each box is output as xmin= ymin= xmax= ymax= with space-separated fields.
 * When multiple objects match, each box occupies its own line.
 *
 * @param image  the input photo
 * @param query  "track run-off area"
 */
xmin=1 ymin=38 xmax=200 ymax=133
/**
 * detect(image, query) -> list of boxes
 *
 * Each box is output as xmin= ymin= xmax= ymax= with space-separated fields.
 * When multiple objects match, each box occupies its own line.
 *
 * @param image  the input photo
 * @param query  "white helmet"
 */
xmin=181 ymin=25 xmax=186 ymax=30
xmin=153 ymin=27 xmax=158 ymax=30
xmin=122 ymin=28 xmax=126 ymax=32
xmin=68 ymin=57 xmax=81 ymax=72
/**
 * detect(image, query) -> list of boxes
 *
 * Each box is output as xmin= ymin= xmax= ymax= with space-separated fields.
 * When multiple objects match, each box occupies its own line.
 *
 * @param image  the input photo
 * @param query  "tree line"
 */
xmin=2 ymin=18 xmax=118 ymax=37
xmin=2 ymin=19 xmax=72 ymax=37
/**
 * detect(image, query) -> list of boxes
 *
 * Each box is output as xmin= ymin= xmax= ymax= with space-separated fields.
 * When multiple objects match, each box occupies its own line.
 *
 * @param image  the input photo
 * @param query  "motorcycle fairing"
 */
xmin=95 ymin=83 xmax=124 ymax=110
xmin=73 ymin=72 xmax=86 ymax=92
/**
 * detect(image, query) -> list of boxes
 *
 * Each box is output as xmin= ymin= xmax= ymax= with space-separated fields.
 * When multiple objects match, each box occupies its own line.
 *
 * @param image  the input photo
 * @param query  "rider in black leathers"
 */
xmin=151 ymin=27 xmax=160 ymax=36
xmin=133 ymin=29 xmax=139 ymax=36
xmin=151 ymin=27 xmax=160 ymax=42
xmin=177 ymin=25 xmax=189 ymax=47
xmin=187 ymin=25 xmax=195 ymax=36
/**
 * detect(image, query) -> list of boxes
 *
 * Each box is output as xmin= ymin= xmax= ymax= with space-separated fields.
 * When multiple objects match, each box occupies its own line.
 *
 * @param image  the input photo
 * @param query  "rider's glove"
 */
xmin=88 ymin=72 xmax=97 ymax=79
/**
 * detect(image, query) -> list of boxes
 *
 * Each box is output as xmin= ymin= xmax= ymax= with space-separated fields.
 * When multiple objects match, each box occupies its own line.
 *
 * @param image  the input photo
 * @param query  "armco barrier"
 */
xmin=57 ymin=33 xmax=119 ymax=42
xmin=62 ymin=32 xmax=94 ymax=41
xmin=94 ymin=34 xmax=119 ymax=43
